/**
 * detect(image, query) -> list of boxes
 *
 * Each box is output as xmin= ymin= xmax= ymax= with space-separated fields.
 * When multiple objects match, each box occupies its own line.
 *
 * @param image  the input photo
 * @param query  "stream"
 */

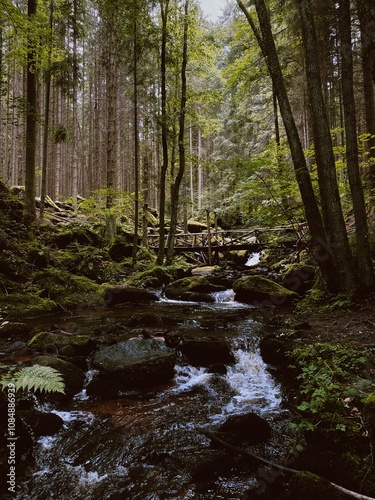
xmin=13 ymin=287 xmax=294 ymax=499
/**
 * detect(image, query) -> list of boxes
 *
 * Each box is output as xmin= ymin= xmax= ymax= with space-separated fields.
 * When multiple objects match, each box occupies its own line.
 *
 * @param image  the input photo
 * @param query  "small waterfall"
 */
xmin=245 ymin=251 xmax=263 ymax=266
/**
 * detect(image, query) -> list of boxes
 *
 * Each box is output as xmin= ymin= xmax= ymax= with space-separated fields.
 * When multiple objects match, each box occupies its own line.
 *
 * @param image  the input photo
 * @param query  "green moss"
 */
xmin=288 ymin=471 xmax=347 ymax=499
xmin=233 ymin=276 xmax=298 ymax=300
xmin=32 ymin=268 xmax=103 ymax=309
xmin=165 ymin=276 xmax=210 ymax=299
xmin=0 ymin=292 xmax=58 ymax=318
xmin=28 ymin=332 xmax=91 ymax=349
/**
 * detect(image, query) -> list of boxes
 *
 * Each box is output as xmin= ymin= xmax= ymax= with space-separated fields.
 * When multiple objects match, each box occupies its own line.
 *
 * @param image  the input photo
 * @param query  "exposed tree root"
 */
xmin=196 ymin=426 xmax=375 ymax=500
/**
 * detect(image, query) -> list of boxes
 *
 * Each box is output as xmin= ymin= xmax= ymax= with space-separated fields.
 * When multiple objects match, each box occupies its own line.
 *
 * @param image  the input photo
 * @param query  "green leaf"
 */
xmin=1 ymin=365 xmax=65 ymax=394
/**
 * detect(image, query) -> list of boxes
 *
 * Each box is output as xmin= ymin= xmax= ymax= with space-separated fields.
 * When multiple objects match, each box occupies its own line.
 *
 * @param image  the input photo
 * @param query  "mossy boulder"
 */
xmin=108 ymin=236 xmax=134 ymax=261
xmin=92 ymin=339 xmax=176 ymax=387
xmin=45 ymin=223 xmax=102 ymax=249
xmin=28 ymin=332 xmax=96 ymax=355
xmin=32 ymin=268 xmax=103 ymax=309
xmin=0 ymin=293 xmax=58 ymax=318
xmin=104 ymin=286 xmax=160 ymax=306
xmin=282 ymin=264 xmax=316 ymax=295
xmin=0 ymin=322 xmax=32 ymax=338
xmin=165 ymin=276 xmax=224 ymax=300
xmin=233 ymin=275 xmax=298 ymax=307
xmin=31 ymin=356 xmax=85 ymax=398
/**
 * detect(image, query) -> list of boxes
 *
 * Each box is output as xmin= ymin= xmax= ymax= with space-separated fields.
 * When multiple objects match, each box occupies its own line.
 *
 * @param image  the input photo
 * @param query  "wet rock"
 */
xmin=165 ymin=276 xmax=224 ymax=300
xmin=0 ymin=322 xmax=32 ymax=339
xmin=217 ymin=412 xmax=272 ymax=446
xmin=259 ymin=335 xmax=290 ymax=367
xmin=125 ymin=313 xmax=164 ymax=328
xmin=179 ymin=337 xmax=235 ymax=366
xmin=190 ymin=450 xmax=236 ymax=481
xmin=28 ymin=331 xmax=96 ymax=356
xmin=208 ymin=363 xmax=227 ymax=375
xmin=233 ymin=275 xmax=298 ymax=307
xmin=18 ymin=408 xmax=63 ymax=438
xmin=31 ymin=355 xmax=85 ymax=399
xmin=104 ymin=286 xmax=159 ymax=307
xmin=86 ymin=375 xmax=125 ymax=398
xmin=179 ymin=291 xmax=215 ymax=303
xmin=92 ymin=339 xmax=176 ymax=387
xmin=282 ymin=264 xmax=316 ymax=296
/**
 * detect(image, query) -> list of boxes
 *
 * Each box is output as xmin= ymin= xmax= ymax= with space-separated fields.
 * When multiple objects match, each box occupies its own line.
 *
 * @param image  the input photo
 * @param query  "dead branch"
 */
xmin=196 ymin=427 xmax=375 ymax=500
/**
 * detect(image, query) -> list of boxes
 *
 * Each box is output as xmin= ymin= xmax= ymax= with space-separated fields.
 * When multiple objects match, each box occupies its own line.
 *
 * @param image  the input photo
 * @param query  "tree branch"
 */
xmin=196 ymin=427 xmax=375 ymax=500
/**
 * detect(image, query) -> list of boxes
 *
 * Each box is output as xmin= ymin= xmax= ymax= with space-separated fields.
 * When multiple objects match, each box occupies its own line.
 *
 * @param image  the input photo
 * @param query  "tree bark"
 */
xmin=356 ymin=0 xmax=375 ymax=87
xmin=298 ymin=0 xmax=357 ymax=296
xmin=338 ymin=0 xmax=374 ymax=292
xmin=157 ymin=0 xmax=170 ymax=265
xmin=357 ymin=0 xmax=375 ymax=198
xmin=166 ymin=0 xmax=189 ymax=265
xmin=237 ymin=0 xmax=341 ymax=294
xmin=24 ymin=0 xmax=37 ymax=228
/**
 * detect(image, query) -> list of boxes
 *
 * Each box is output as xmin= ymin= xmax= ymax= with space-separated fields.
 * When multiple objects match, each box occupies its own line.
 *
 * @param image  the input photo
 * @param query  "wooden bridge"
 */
xmin=146 ymin=225 xmax=306 ymax=265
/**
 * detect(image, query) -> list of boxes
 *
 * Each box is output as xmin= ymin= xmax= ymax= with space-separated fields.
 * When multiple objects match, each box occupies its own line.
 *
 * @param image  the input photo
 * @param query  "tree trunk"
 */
xmin=166 ymin=0 xmax=189 ymax=265
xmin=132 ymin=14 xmax=140 ymax=265
xmin=237 ymin=0 xmax=341 ymax=294
xmin=338 ymin=0 xmax=374 ymax=292
xmin=298 ymin=0 xmax=357 ymax=297
xmin=24 ymin=0 xmax=37 ymax=228
xmin=356 ymin=0 xmax=375 ymax=86
xmin=357 ymin=0 xmax=375 ymax=198
xmin=40 ymin=1 xmax=54 ymax=219
xmin=156 ymin=0 xmax=170 ymax=265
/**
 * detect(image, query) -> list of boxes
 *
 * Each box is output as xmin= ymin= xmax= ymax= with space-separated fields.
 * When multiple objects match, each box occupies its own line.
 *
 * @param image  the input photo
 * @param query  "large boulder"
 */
xmin=165 ymin=276 xmax=224 ymax=300
xmin=104 ymin=286 xmax=160 ymax=307
xmin=92 ymin=339 xmax=176 ymax=387
xmin=233 ymin=275 xmax=298 ymax=307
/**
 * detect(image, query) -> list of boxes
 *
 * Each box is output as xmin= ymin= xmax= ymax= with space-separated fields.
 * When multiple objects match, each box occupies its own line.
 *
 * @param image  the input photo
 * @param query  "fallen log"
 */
xmin=196 ymin=427 xmax=375 ymax=500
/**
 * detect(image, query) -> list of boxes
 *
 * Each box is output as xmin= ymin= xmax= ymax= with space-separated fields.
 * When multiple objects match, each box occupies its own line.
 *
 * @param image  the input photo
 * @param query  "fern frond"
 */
xmin=1 ymin=365 xmax=65 ymax=394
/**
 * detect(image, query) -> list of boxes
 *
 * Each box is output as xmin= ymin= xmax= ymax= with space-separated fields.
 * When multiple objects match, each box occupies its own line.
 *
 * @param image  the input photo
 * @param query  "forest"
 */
xmin=1 ymin=0 xmax=375 ymax=499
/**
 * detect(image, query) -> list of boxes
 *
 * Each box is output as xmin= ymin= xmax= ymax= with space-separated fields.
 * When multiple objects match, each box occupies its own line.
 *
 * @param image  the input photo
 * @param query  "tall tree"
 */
xmin=236 ymin=0 xmax=341 ymax=294
xmin=24 ymin=0 xmax=38 ymax=228
xmin=166 ymin=0 xmax=189 ymax=264
xmin=298 ymin=0 xmax=357 ymax=296
xmin=338 ymin=0 xmax=374 ymax=291
xmin=157 ymin=0 xmax=170 ymax=265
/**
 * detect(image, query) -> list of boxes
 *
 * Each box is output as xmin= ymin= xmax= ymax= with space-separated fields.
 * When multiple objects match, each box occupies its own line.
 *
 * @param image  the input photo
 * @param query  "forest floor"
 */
xmin=293 ymin=296 xmax=375 ymax=349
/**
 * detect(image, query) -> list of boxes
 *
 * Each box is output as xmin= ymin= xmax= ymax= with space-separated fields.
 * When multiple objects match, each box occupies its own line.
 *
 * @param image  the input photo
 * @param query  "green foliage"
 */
xmin=1 ymin=364 xmax=65 ymax=394
xmin=290 ymin=343 xmax=374 ymax=435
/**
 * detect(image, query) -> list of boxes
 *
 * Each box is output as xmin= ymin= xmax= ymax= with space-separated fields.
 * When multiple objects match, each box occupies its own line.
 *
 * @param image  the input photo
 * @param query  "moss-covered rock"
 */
xmin=30 ymin=356 xmax=85 ymax=399
xmin=32 ymin=268 xmax=103 ymax=309
xmin=92 ymin=339 xmax=176 ymax=387
xmin=165 ymin=276 xmax=223 ymax=300
xmin=28 ymin=331 xmax=96 ymax=355
xmin=233 ymin=275 xmax=298 ymax=307
xmin=282 ymin=264 xmax=316 ymax=296
xmin=0 ymin=293 xmax=58 ymax=318
xmin=44 ymin=223 xmax=102 ymax=249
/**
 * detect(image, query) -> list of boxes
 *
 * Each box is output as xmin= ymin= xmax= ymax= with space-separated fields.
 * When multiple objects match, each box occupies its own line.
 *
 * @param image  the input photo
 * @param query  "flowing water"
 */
xmin=14 ymin=293 xmax=294 ymax=499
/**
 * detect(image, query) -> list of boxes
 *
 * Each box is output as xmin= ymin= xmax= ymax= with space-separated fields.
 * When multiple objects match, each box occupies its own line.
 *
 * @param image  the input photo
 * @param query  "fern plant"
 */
xmin=1 ymin=365 xmax=65 ymax=394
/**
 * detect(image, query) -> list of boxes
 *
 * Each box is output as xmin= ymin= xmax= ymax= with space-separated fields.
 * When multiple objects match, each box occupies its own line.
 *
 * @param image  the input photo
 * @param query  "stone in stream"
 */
xmin=233 ymin=275 xmax=298 ymax=307
xmin=179 ymin=337 xmax=235 ymax=366
xmin=92 ymin=338 xmax=176 ymax=387
xmin=217 ymin=412 xmax=272 ymax=446
xmin=30 ymin=355 xmax=86 ymax=399
xmin=165 ymin=276 xmax=225 ymax=300
xmin=104 ymin=286 xmax=160 ymax=307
